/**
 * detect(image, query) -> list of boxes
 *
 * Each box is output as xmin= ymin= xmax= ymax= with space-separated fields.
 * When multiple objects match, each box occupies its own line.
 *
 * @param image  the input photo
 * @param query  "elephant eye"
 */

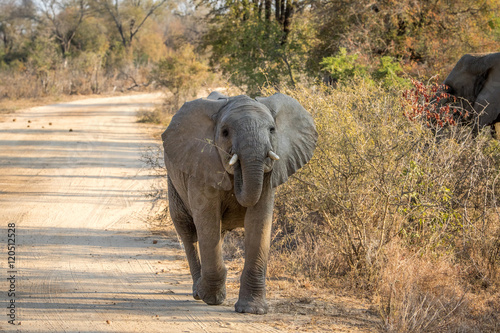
xmin=269 ymin=127 xmax=276 ymax=134
xmin=222 ymin=129 xmax=229 ymax=137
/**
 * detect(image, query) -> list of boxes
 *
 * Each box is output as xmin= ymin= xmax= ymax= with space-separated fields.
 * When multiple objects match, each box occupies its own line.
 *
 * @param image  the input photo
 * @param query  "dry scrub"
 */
xmin=0 ymin=63 xmax=153 ymax=100
xmin=268 ymin=81 xmax=500 ymax=332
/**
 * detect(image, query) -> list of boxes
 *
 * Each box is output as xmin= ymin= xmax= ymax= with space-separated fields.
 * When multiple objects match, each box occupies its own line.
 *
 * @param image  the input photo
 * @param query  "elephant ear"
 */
xmin=162 ymin=97 xmax=231 ymax=190
xmin=256 ymin=93 xmax=318 ymax=188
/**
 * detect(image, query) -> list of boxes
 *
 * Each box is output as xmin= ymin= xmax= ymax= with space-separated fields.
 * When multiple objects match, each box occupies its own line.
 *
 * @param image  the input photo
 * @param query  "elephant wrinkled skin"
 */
xmin=161 ymin=92 xmax=317 ymax=314
xmin=442 ymin=52 xmax=500 ymax=136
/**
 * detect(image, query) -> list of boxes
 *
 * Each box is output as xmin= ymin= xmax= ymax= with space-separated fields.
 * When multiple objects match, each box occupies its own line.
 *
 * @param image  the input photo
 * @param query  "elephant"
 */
xmin=161 ymin=91 xmax=317 ymax=314
xmin=442 ymin=52 xmax=500 ymax=136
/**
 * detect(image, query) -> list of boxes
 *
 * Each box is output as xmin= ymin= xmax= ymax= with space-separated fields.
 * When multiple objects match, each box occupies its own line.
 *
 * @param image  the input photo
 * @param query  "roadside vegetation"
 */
xmin=270 ymin=80 xmax=500 ymax=332
xmin=4 ymin=0 xmax=500 ymax=331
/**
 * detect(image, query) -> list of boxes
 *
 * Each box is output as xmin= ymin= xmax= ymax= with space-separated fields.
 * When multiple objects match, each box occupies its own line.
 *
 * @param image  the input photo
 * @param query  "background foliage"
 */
xmin=2 ymin=0 xmax=498 ymax=98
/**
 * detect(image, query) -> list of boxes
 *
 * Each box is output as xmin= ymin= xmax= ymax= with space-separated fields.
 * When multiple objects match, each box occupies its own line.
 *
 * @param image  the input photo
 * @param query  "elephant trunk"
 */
xmin=234 ymin=157 xmax=265 ymax=208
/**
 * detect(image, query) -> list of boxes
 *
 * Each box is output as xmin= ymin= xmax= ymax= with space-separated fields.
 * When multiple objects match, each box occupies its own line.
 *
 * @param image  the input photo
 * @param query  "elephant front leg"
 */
xmin=235 ymin=188 xmax=275 ymax=314
xmin=193 ymin=218 xmax=227 ymax=305
xmin=174 ymin=220 xmax=225 ymax=304
xmin=189 ymin=188 xmax=227 ymax=305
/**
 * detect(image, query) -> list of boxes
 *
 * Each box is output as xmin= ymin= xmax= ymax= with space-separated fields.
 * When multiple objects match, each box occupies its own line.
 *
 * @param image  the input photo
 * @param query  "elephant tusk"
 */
xmin=268 ymin=151 xmax=280 ymax=161
xmin=229 ymin=154 xmax=239 ymax=166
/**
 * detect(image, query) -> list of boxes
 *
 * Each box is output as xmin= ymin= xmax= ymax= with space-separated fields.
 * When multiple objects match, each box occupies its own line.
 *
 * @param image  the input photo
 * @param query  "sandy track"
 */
xmin=0 ymin=94 xmax=279 ymax=332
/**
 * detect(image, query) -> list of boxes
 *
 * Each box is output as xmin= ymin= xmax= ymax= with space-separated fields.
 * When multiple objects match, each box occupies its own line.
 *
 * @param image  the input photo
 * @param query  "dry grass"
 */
xmin=377 ymin=241 xmax=467 ymax=332
xmin=137 ymin=106 xmax=173 ymax=125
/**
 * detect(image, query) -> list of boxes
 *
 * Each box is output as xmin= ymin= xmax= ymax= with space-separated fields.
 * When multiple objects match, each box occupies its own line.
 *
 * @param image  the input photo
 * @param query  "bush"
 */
xmin=150 ymin=45 xmax=213 ymax=112
xmin=321 ymin=48 xmax=409 ymax=89
xmin=320 ymin=48 xmax=368 ymax=84
xmin=268 ymin=79 xmax=500 ymax=332
xmin=137 ymin=105 xmax=172 ymax=125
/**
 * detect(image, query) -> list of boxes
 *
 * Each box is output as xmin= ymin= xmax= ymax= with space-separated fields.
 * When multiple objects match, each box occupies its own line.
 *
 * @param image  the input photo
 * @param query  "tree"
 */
xmin=200 ymin=0 xmax=297 ymax=44
xmin=93 ymin=0 xmax=169 ymax=49
xmin=311 ymin=0 xmax=500 ymax=78
xmin=200 ymin=0 xmax=313 ymax=94
xmin=0 ymin=0 xmax=38 ymax=64
xmin=40 ymin=0 xmax=88 ymax=58
xmin=151 ymin=43 xmax=212 ymax=110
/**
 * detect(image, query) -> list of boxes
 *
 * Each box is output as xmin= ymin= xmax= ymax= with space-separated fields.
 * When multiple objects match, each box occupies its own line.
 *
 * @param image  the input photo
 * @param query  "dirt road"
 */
xmin=0 ymin=94 xmax=280 ymax=332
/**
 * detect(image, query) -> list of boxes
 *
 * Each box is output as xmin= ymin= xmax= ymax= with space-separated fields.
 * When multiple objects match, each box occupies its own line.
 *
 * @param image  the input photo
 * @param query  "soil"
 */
xmin=0 ymin=93 xmax=381 ymax=332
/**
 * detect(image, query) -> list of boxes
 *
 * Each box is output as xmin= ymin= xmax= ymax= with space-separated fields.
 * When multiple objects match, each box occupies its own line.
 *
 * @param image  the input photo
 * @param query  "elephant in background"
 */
xmin=161 ymin=91 xmax=317 ymax=314
xmin=442 ymin=52 xmax=500 ymax=136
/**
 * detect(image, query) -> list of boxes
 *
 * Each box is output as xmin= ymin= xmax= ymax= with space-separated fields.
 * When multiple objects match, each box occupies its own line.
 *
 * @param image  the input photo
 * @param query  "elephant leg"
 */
xmin=167 ymin=177 xmax=201 ymax=299
xmin=189 ymin=184 xmax=227 ymax=306
xmin=235 ymin=186 xmax=275 ymax=314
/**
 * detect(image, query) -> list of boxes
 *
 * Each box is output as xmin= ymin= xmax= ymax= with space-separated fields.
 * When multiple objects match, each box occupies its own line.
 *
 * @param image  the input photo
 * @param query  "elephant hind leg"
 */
xmin=167 ymin=177 xmax=201 ymax=299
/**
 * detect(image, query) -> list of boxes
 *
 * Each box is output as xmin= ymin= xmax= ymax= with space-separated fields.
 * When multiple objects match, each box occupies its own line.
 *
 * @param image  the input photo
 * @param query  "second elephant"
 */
xmin=442 ymin=52 xmax=500 ymax=136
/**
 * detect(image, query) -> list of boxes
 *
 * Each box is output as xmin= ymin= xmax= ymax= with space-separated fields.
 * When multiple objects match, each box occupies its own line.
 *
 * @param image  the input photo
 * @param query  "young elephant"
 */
xmin=162 ymin=92 xmax=317 ymax=314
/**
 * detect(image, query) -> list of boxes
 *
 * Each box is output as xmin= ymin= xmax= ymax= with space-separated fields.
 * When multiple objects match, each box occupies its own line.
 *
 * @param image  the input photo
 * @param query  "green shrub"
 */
xmin=320 ymin=48 xmax=368 ymax=83
xmin=321 ymin=49 xmax=409 ymax=88
xmin=372 ymin=56 xmax=409 ymax=89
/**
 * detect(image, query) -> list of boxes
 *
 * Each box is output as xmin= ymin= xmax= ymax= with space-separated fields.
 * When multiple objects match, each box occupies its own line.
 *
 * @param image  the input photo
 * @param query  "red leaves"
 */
xmin=402 ymin=79 xmax=461 ymax=128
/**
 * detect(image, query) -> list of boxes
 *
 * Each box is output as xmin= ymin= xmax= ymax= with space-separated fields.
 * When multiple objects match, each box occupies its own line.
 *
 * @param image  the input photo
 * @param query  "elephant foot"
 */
xmin=235 ymin=298 xmax=268 ymax=314
xmin=194 ymin=277 xmax=226 ymax=305
xmin=192 ymin=283 xmax=201 ymax=300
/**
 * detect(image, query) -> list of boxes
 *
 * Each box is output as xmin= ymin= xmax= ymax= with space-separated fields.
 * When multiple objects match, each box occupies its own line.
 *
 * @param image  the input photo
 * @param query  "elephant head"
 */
xmin=161 ymin=92 xmax=317 ymax=207
xmin=442 ymin=52 xmax=500 ymax=128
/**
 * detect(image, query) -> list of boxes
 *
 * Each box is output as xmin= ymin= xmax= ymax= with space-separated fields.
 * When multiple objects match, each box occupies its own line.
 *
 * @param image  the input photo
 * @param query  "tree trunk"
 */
xmin=282 ymin=0 xmax=294 ymax=45
xmin=280 ymin=0 xmax=285 ymax=24
xmin=265 ymin=0 xmax=271 ymax=22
